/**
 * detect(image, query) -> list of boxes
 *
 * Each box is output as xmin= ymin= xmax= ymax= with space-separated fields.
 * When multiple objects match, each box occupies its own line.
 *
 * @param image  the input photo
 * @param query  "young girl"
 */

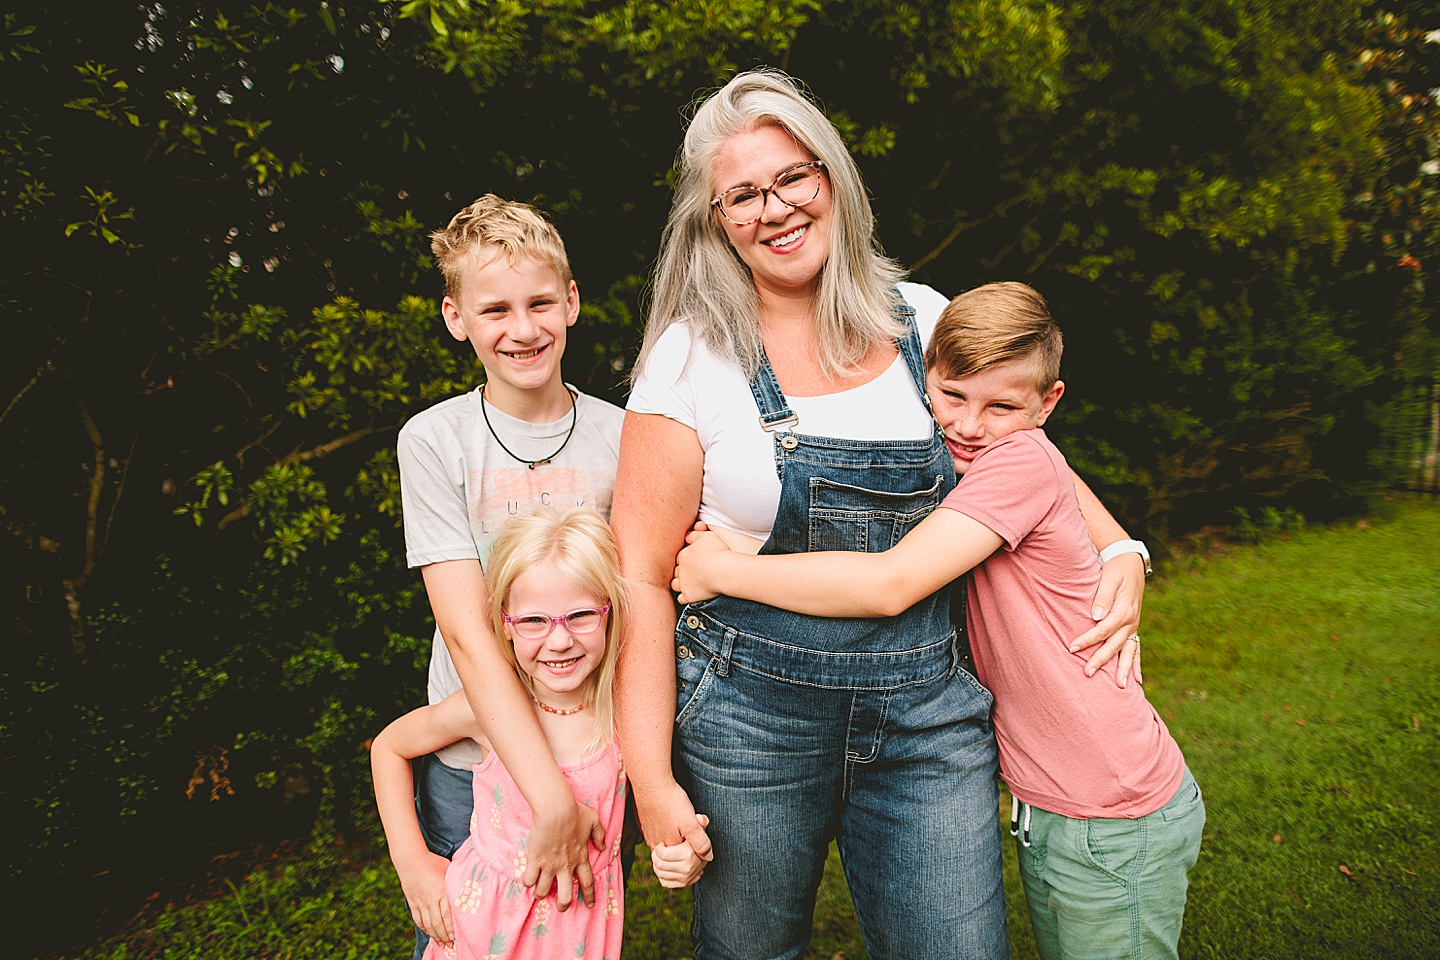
xmin=372 ymin=506 xmax=705 ymax=960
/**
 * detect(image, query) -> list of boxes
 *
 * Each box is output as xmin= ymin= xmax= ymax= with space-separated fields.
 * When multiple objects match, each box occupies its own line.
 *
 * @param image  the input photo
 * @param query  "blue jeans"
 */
xmin=1015 ymin=768 xmax=1206 ymax=960
xmin=674 ymin=617 xmax=1008 ymax=960
xmin=410 ymin=754 xmax=473 ymax=960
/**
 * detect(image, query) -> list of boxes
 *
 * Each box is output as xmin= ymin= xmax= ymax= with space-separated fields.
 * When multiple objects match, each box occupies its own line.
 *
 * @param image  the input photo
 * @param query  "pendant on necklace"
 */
xmin=480 ymin=385 xmax=578 ymax=469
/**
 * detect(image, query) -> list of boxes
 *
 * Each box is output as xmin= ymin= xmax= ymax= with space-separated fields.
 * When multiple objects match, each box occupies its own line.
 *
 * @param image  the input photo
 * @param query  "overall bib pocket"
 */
xmin=806 ymin=474 xmax=944 ymax=552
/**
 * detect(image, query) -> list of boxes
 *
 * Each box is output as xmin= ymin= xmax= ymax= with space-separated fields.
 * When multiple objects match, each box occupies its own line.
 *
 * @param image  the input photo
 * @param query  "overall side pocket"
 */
xmin=674 ymin=615 xmax=719 ymax=728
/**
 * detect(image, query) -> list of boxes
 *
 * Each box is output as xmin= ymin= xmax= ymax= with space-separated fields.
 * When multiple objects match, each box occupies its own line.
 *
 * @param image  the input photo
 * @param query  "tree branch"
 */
xmin=215 ymin=423 xmax=394 ymax=531
xmin=56 ymin=399 xmax=109 ymax=658
xmin=0 ymin=360 xmax=56 ymax=429
xmin=233 ymin=419 xmax=284 ymax=472
xmin=911 ymin=190 xmax=1030 ymax=272
xmin=101 ymin=421 xmax=141 ymax=562
xmin=77 ymin=400 xmax=105 ymax=584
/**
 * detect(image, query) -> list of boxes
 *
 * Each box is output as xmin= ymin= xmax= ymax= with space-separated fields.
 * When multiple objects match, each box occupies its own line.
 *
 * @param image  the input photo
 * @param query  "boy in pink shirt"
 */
xmin=673 ymin=282 xmax=1204 ymax=960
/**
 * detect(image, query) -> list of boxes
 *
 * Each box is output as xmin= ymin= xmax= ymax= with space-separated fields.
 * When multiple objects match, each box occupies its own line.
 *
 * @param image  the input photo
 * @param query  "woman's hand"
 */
xmin=1067 ymin=553 xmax=1145 ymax=687
xmin=397 ymin=848 xmax=456 ymax=946
xmin=525 ymin=795 xmax=606 ymax=910
xmin=634 ymin=777 xmax=714 ymax=865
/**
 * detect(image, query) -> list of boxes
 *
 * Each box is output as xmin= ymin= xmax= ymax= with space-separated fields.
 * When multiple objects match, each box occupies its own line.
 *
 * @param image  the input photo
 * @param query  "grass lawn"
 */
xmin=1125 ymin=496 xmax=1440 ymax=960
xmin=65 ymin=497 xmax=1440 ymax=960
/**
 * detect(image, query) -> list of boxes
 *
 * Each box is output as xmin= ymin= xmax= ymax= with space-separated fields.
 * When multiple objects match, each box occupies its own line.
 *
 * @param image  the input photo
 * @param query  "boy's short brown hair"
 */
xmin=925 ymin=281 xmax=1062 ymax=394
xmin=429 ymin=194 xmax=573 ymax=299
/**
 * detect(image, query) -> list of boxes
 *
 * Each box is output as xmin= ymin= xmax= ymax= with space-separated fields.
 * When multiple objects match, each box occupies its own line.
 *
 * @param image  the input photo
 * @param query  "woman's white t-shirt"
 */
xmin=627 ymin=282 xmax=949 ymax=541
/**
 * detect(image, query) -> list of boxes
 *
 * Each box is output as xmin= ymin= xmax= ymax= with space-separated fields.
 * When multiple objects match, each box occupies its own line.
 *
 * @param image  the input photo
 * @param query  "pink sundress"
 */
xmin=424 ymin=742 xmax=626 ymax=960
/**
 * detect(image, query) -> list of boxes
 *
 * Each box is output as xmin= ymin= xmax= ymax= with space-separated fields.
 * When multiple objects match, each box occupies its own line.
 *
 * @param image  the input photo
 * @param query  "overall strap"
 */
xmin=892 ymin=298 xmax=934 ymax=419
xmin=746 ymin=344 xmax=800 ymax=451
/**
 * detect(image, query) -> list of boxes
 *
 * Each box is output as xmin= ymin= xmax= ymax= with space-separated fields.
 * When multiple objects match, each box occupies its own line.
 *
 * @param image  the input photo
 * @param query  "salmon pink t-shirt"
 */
xmin=941 ymin=428 xmax=1184 ymax=819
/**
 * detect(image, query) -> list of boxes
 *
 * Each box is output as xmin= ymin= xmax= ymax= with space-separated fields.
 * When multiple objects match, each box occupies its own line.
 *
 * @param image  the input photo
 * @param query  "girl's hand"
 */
xmin=634 ymin=778 xmax=714 ymax=863
xmin=399 ymin=849 xmax=455 ymax=946
xmin=1067 ymin=553 xmax=1145 ymax=687
xmin=526 ymin=796 xmax=606 ymax=911
xmin=672 ymin=528 xmax=734 ymax=604
xmin=651 ymin=814 xmax=712 ymax=888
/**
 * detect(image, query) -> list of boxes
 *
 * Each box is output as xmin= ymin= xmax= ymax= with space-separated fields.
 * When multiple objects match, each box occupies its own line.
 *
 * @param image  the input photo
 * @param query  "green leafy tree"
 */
xmin=2 ymin=3 xmax=1436 ymax=950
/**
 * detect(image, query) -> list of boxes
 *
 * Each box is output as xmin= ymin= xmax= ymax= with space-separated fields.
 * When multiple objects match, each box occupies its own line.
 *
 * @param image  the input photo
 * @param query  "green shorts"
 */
xmin=1012 ymin=767 xmax=1205 ymax=960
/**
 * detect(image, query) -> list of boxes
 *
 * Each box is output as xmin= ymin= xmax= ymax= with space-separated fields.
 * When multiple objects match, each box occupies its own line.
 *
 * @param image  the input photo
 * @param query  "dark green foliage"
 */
xmin=1 ymin=2 xmax=1437 ymax=952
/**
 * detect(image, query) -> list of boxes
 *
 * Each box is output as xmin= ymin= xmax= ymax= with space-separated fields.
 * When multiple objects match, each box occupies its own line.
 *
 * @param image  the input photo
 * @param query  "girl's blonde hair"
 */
xmin=637 ymin=67 xmax=907 ymax=381
xmin=485 ymin=507 xmax=629 ymax=749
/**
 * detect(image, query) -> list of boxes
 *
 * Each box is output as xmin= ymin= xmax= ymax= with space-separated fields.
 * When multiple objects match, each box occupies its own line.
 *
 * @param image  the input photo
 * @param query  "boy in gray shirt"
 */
xmin=394 ymin=195 xmax=624 ymax=958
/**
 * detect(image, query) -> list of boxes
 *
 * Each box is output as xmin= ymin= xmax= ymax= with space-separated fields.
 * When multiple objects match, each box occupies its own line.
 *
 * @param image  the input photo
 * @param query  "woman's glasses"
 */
xmin=711 ymin=160 xmax=826 ymax=226
xmin=502 ymin=602 xmax=611 ymax=640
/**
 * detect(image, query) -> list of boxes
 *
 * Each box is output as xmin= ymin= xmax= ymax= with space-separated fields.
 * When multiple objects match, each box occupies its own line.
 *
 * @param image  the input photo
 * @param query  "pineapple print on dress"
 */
xmin=490 ymin=782 xmax=504 ymax=829
xmin=512 ymin=832 xmax=528 ymax=881
xmin=454 ymin=860 xmax=490 ymax=916
xmin=604 ymin=872 xmax=620 ymax=919
xmin=422 ymin=743 xmax=626 ymax=960
xmin=530 ymin=899 xmax=550 ymax=941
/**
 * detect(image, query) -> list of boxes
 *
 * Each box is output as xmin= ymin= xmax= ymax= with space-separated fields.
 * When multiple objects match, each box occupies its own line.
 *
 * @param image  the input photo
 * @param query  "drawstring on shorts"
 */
xmin=1010 ymin=795 xmax=1033 ymax=848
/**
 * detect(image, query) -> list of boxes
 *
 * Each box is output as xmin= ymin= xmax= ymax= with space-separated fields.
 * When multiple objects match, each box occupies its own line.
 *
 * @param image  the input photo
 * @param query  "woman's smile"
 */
xmin=761 ymin=224 xmax=809 ymax=249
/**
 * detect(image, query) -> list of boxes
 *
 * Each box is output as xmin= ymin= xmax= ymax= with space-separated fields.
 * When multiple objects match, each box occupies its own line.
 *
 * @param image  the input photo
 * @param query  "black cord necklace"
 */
xmin=479 ymin=384 xmax=578 ymax=470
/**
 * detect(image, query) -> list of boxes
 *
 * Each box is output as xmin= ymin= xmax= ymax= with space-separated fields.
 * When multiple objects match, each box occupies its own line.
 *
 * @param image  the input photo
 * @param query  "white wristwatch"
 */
xmin=1099 ymin=538 xmax=1152 ymax=576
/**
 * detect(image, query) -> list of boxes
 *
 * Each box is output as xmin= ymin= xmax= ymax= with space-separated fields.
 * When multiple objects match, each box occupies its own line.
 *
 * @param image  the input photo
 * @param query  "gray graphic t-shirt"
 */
xmin=397 ymin=386 xmax=623 ymax=767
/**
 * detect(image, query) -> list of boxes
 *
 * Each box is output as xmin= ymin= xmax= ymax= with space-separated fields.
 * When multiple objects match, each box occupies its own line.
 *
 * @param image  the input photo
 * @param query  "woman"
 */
xmin=611 ymin=68 xmax=1146 ymax=960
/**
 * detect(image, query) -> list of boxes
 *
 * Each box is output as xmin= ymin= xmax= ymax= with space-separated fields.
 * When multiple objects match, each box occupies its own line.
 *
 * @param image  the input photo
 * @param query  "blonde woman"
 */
xmin=611 ymin=69 xmax=1147 ymax=960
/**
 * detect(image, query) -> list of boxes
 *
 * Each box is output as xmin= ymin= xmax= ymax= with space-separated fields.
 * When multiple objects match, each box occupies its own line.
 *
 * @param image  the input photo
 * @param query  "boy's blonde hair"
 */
xmin=484 ymin=507 xmax=628 ymax=749
xmin=430 ymin=194 xmax=573 ymax=299
xmin=925 ymin=282 xmax=1063 ymax=394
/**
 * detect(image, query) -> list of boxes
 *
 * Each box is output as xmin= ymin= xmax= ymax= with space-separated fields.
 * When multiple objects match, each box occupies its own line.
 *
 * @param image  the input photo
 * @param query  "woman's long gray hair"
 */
xmin=637 ymin=67 xmax=906 ymax=380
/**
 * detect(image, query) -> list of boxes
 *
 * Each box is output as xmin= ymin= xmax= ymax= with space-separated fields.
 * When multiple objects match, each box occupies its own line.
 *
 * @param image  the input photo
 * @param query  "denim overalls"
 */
xmin=672 ymin=304 xmax=1009 ymax=960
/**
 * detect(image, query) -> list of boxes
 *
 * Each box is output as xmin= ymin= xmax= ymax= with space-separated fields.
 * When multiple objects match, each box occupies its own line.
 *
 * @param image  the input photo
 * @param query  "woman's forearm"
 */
xmin=1065 ymin=470 xmax=1146 ymax=684
xmin=615 ymin=578 xmax=682 ymax=793
xmin=610 ymin=411 xmax=708 ymax=844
